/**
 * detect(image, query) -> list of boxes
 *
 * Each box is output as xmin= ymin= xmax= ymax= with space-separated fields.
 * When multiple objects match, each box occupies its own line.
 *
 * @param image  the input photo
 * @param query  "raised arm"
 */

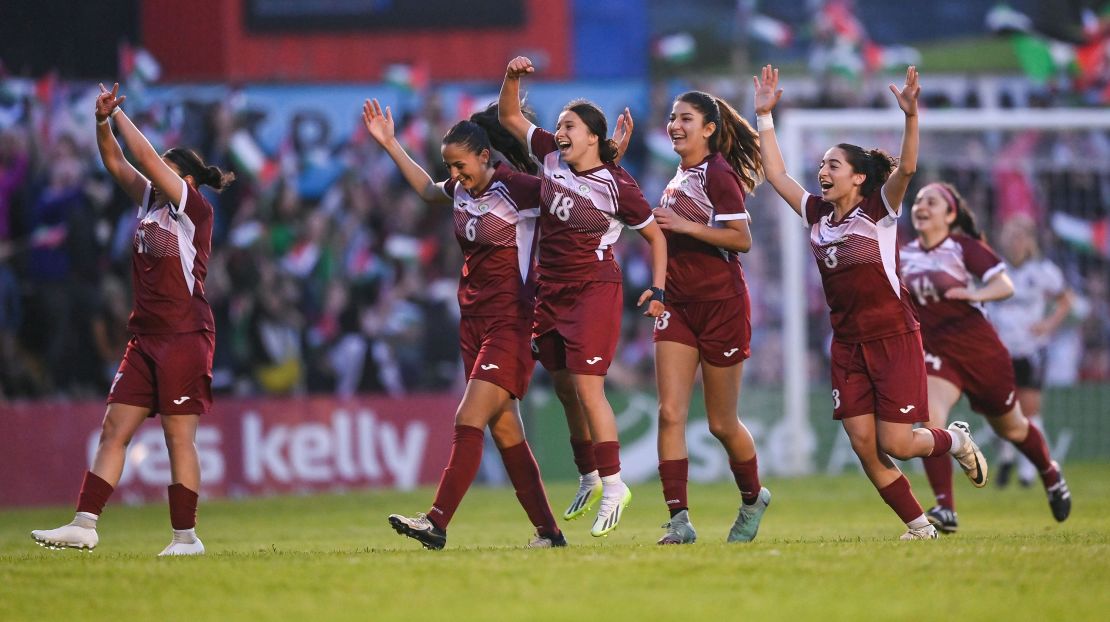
xmin=109 ymin=86 xmax=187 ymax=207
xmin=94 ymin=83 xmax=147 ymax=206
xmin=497 ymin=57 xmax=535 ymax=144
xmin=362 ymin=99 xmax=447 ymax=204
xmin=754 ymin=65 xmax=806 ymax=215
xmin=881 ymin=66 xmax=920 ymax=213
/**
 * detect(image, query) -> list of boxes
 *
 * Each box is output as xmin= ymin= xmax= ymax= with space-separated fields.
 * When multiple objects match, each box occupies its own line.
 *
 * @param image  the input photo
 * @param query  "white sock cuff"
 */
xmin=600 ymin=472 xmax=623 ymax=486
xmin=907 ymin=515 xmax=930 ymax=530
xmin=76 ymin=511 xmax=99 ymax=521
xmin=947 ymin=430 xmax=964 ymax=454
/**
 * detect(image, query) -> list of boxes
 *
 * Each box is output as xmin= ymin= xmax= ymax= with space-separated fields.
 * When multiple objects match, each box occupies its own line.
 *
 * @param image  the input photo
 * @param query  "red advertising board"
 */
xmin=0 ymin=395 xmax=458 ymax=508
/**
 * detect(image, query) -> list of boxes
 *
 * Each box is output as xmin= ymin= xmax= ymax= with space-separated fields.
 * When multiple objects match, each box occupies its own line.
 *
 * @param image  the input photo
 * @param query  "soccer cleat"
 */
xmin=1046 ymin=466 xmax=1071 ymax=522
xmin=158 ymin=529 xmax=205 ymax=556
xmin=31 ymin=522 xmax=98 ymax=551
xmin=948 ymin=421 xmax=988 ymax=488
xmin=563 ymin=472 xmax=603 ymax=521
xmin=994 ymin=460 xmax=1014 ymax=489
xmin=728 ymin=487 xmax=772 ymax=543
xmin=899 ymin=524 xmax=939 ymax=540
xmin=590 ymin=482 xmax=632 ymax=537
xmin=388 ymin=513 xmax=447 ymax=550
xmin=526 ymin=531 xmax=568 ymax=548
xmin=925 ymin=505 xmax=958 ymax=534
xmin=656 ymin=509 xmax=697 ymax=545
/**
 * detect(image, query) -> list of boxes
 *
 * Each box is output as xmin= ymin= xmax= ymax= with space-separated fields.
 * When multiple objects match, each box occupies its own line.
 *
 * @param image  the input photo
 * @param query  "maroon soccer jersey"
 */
xmin=803 ymin=191 xmax=918 ymax=343
xmin=899 ymin=233 xmax=1006 ymax=340
xmin=442 ymin=162 xmax=541 ymax=318
xmin=129 ymin=180 xmax=214 ymax=334
xmin=657 ymin=152 xmax=749 ymax=303
xmin=527 ymin=125 xmax=654 ymax=282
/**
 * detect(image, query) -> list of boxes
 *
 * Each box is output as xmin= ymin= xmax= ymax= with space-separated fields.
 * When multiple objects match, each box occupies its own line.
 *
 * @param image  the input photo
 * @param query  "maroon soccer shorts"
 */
xmin=830 ymin=330 xmax=929 ymax=423
xmin=108 ymin=331 xmax=214 ymax=416
xmin=459 ymin=314 xmax=536 ymax=400
xmin=923 ymin=332 xmax=1018 ymax=417
xmin=532 ymin=280 xmax=622 ymax=375
xmin=652 ymin=297 xmax=751 ymax=367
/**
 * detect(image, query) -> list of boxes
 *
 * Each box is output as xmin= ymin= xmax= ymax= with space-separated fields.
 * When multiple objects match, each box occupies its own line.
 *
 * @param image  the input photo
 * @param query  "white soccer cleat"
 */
xmin=949 ymin=421 xmax=988 ymax=488
xmin=563 ymin=472 xmax=603 ymax=521
xmin=158 ymin=529 xmax=205 ymax=556
xmin=590 ymin=481 xmax=632 ymax=537
xmin=900 ymin=524 xmax=939 ymax=540
xmin=31 ymin=522 xmax=98 ymax=551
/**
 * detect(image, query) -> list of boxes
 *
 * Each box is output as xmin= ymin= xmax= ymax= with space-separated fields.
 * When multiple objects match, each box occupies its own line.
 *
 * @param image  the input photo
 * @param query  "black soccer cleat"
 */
xmin=925 ymin=505 xmax=958 ymax=534
xmin=388 ymin=513 xmax=447 ymax=550
xmin=1046 ymin=469 xmax=1072 ymax=523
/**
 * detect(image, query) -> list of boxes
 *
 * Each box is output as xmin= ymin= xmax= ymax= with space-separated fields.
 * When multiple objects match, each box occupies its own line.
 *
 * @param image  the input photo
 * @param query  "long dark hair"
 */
xmin=469 ymin=103 xmax=537 ymax=175
xmin=163 ymin=148 xmax=235 ymax=191
xmin=564 ymin=99 xmax=619 ymax=164
xmin=675 ymin=91 xmax=762 ymax=193
xmin=924 ymin=181 xmax=983 ymax=240
xmin=836 ymin=143 xmax=896 ymax=196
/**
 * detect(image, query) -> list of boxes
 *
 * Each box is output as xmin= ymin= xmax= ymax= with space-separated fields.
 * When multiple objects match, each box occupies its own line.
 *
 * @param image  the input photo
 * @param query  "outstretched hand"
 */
xmin=753 ymin=65 xmax=783 ymax=116
xmin=613 ymin=107 xmax=634 ymax=162
xmin=890 ymin=65 xmax=920 ymax=117
xmin=362 ymin=98 xmax=395 ymax=145
xmin=96 ymin=83 xmax=126 ymax=121
xmin=636 ymin=291 xmax=665 ymax=318
xmin=505 ymin=56 xmax=535 ymax=80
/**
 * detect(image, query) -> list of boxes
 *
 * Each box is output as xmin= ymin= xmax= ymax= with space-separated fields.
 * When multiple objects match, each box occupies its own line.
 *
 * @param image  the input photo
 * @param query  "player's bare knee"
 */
xmin=706 ymin=417 xmax=738 ymax=442
xmin=657 ymin=403 xmax=687 ymax=429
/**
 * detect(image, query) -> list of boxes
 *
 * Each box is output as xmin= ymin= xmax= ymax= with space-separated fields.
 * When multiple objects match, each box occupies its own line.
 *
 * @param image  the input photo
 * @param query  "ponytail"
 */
xmin=163 ymin=147 xmax=235 ymax=192
xmin=469 ymin=103 xmax=537 ymax=175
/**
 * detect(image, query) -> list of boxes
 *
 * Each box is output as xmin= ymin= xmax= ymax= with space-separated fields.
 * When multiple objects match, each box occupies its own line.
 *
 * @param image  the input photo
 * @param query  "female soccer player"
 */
xmin=651 ymin=91 xmax=769 ymax=544
xmin=988 ymin=214 xmax=1074 ymax=488
xmin=363 ymin=99 xmax=565 ymax=549
xmin=499 ymin=56 xmax=668 ymax=537
xmin=754 ymin=65 xmax=986 ymax=539
xmin=32 ymin=83 xmax=231 ymax=555
xmin=901 ymin=183 xmax=1070 ymax=533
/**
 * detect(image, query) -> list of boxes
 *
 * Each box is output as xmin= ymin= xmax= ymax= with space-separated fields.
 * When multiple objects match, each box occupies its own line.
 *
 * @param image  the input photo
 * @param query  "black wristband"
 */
xmin=649 ymin=286 xmax=665 ymax=304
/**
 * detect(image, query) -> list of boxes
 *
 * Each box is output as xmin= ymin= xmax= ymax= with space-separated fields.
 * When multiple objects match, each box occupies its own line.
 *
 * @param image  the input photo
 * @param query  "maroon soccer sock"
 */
xmin=878 ymin=475 xmax=925 ymax=524
xmin=926 ymin=427 xmax=953 ymax=457
xmin=922 ymin=455 xmax=955 ymax=510
xmin=570 ymin=437 xmax=597 ymax=475
xmin=499 ymin=441 xmax=560 ymax=538
xmin=593 ymin=441 xmax=621 ymax=477
xmin=76 ymin=471 xmax=114 ymax=516
xmin=1015 ymin=424 xmax=1059 ymax=487
xmin=658 ymin=459 xmax=689 ymax=513
xmin=729 ymin=456 xmax=762 ymax=505
xmin=428 ymin=425 xmax=485 ymax=530
xmin=168 ymin=483 xmax=199 ymax=530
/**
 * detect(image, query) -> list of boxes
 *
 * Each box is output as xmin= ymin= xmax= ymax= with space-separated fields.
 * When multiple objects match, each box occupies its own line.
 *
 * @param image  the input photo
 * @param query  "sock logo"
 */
xmin=899 ymin=405 xmax=915 ymax=414
xmin=586 ymin=357 xmax=603 ymax=365
xmin=480 ymin=363 xmax=500 ymax=370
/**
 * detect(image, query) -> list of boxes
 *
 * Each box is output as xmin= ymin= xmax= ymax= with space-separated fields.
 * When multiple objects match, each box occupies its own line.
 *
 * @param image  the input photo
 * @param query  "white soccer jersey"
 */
xmin=988 ymin=257 xmax=1066 ymax=357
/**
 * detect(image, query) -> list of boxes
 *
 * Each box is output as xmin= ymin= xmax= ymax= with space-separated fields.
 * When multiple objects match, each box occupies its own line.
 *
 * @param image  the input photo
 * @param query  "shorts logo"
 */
xmin=899 ymin=405 xmax=915 ymax=414
xmin=924 ymin=352 xmax=942 ymax=371
xmin=173 ymin=396 xmax=190 ymax=405
xmin=586 ymin=357 xmax=603 ymax=365
xmin=724 ymin=348 xmax=739 ymax=357
xmin=480 ymin=363 xmax=500 ymax=371
xmin=1005 ymin=391 xmax=1015 ymax=406
xmin=110 ymin=372 xmax=122 ymax=395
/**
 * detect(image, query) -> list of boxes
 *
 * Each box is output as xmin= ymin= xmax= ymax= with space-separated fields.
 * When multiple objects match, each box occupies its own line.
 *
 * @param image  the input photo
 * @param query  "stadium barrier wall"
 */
xmin=0 ymin=395 xmax=458 ymax=508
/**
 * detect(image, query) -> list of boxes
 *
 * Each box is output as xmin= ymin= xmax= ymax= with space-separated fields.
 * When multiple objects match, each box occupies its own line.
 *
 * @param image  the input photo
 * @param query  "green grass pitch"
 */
xmin=3 ymin=464 xmax=1107 ymax=621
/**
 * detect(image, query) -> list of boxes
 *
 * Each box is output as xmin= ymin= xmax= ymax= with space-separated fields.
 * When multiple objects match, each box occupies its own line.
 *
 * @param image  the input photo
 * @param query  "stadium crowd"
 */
xmin=0 ymin=75 xmax=1107 ymax=401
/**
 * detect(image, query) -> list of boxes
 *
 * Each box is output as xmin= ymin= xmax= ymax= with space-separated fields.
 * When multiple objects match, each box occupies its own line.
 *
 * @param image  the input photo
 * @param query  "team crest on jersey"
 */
xmin=577 ymin=184 xmax=590 ymax=196
xmin=479 ymin=203 xmax=490 ymax=213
